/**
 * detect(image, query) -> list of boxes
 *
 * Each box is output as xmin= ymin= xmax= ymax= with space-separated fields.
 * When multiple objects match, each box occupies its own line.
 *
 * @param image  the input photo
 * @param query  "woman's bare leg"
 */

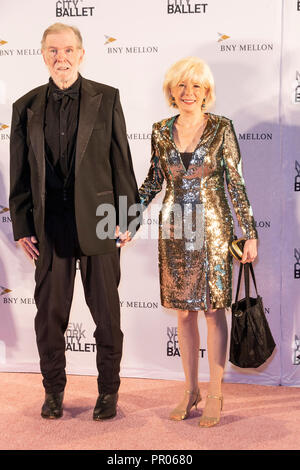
xmin=200 ymin=298 xmax=228 ymax=426
xmin=169 ymin=310 xmax=200 ymax=420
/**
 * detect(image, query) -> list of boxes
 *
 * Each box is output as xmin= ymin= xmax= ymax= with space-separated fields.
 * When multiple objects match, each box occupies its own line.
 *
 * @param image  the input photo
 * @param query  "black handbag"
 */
xmin=229 ymin=262 xmax=276 ymax=368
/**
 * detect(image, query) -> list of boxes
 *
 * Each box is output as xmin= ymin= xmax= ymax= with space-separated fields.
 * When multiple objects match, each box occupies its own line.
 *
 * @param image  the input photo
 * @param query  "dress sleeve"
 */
xmin=222 ymin=120 xmax=258 ymax=240
xmin=139 ymin=126 xmax=165 ymax=209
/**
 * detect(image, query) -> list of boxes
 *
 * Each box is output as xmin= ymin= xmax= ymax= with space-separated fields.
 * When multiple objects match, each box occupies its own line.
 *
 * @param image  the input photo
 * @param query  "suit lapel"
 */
xmin=75 ymin=78 xmax=103 ymax=175
xmin=27 ymin=78 xmax=103 ymax=178
xmin=27 ymin=84 xmax=48 ymax=181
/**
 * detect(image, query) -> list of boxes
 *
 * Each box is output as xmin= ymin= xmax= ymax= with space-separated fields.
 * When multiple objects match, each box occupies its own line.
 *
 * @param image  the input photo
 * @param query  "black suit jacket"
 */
xmin=9 ymin=77 xmax=140 ymax=256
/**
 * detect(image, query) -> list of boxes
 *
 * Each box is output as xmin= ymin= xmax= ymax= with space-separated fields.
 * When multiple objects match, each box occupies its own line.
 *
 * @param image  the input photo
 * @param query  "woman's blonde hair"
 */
xmin=163 ymin=57 xmax=215 ymax=109
xmin=41 ymin=23 xmax=83 ymax=50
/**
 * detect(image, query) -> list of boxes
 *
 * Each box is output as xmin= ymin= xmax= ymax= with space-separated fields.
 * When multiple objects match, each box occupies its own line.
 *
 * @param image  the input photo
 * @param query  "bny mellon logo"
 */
xmin=217 ymin=33 xmax=230 ymax=42
xmin=0 ymin=286 xmax=12 ymax=296
xmin=0 ymin=123 xmax=9 ymax=131
xmin=0 ymin=40 xmax=7 ymax=46
xmin=0 ymin=205 xmax=9 ymax=214
xmin=104 ymin=35 xmax=116 ymax=45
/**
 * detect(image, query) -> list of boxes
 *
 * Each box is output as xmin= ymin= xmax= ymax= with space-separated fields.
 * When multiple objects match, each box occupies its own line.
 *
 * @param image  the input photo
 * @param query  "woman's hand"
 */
xmin=241 ymin=239 xmax=257 ymax=264
xmin=115 ymin=226 xmax=132 ymax=247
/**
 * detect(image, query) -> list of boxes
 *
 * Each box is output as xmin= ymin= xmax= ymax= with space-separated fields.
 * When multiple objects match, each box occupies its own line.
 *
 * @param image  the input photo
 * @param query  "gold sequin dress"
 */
xmin=139 ymin=113 xmax=258 ymax=310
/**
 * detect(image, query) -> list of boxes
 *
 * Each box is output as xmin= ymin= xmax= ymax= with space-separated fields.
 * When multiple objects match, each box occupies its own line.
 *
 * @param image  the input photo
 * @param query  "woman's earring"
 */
xmin=202 ymin=97 xmax=206 ymax=109
xmin=170 ymin=96 xmax=176 ymax=108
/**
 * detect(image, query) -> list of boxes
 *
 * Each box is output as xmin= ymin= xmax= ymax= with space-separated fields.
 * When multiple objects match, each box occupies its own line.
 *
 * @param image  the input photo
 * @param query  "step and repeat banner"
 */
xmin=0 ymin=0 xmax=299 ymax=386
xmin=280 ymin=1 xmax=300 ymax=385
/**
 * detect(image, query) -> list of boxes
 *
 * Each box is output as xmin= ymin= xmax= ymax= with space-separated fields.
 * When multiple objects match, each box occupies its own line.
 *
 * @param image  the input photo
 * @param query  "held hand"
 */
xmin=115 ymin=226 xmax=132 ymax=248
xmin=17 ymin=236 xmax=39 ymax=261
xmin=241 ymin=239 xmax=257 ymax=264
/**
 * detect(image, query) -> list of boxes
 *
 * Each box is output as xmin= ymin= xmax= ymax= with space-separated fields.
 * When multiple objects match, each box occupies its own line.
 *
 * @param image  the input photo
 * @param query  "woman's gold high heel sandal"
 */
xmin=169 ymin=389 xmax=202 ymax=421
xmin=199 ymin=394 xmax=223 ymax=428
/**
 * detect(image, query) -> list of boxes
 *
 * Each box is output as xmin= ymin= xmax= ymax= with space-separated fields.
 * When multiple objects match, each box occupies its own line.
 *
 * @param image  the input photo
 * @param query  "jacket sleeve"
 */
xmin=139 ymin=126 xmax=165 ymax=209
xmin=222 ymin=120 xmax=258 ymax=240
xmin=109 ymin=89 xmax=141 ymax=235
xmin=9 ymin=102 xmax=35 ymax=240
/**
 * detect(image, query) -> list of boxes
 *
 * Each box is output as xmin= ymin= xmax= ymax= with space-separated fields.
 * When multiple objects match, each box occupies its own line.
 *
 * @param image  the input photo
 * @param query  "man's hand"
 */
xmin=17 ymin=236 xmax=39 ymax=261
xmin=115 ymin=226 xmax=131 ymax=248
xmin=241 ymin=239 xmax=257 ymax=264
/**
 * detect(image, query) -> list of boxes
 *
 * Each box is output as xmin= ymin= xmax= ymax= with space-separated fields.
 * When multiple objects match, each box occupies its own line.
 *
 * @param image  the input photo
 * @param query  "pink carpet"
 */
xmin=0 ymin=372 xmax=299 ymax=450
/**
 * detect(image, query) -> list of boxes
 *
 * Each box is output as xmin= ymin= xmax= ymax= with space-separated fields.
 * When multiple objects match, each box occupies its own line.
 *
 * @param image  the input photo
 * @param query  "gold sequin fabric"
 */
xmin=139 ymin=113 xmax=258 ymax=310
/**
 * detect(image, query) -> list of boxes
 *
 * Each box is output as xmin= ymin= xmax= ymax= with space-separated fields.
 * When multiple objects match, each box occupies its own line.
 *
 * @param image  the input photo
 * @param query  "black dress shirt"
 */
xmin=44 ymin=75 xmax=81 ymax=179
xmin=44 ymin=75 xmax=81 ymax=257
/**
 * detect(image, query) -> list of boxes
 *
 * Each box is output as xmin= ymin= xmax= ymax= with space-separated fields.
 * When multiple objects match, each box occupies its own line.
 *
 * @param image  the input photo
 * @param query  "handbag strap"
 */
xmin=249 ymin=263 xmax=259 ymax=296
xmin=234 ymin=262 xmax=259 ymax=305
xmin=244 ymin=263 xmax=251 ymax=309
xmin=234 ymin=263 xmax=244 ymax=304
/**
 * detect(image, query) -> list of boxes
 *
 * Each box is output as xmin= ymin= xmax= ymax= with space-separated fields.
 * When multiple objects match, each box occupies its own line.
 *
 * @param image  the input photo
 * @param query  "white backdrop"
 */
xmin=0 ymin=0 xmax=299 ymax=386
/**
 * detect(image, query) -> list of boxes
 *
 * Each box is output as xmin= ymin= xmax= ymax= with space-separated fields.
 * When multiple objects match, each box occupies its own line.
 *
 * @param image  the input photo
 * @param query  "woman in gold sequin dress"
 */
xmin=138 ymin=57 xmax=258 ymax=427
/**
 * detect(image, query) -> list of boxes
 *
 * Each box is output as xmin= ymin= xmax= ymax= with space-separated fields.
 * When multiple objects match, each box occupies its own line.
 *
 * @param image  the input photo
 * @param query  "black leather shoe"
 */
xmin=93 ymin=392 xmax=118 ymax=420
xmin=41 ymin=391 xmax=64 ymax=419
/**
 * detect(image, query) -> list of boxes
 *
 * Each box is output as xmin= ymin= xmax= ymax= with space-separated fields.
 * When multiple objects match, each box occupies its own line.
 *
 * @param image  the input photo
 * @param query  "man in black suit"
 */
xmin=9 ymin=23 xmax=140 ymax=420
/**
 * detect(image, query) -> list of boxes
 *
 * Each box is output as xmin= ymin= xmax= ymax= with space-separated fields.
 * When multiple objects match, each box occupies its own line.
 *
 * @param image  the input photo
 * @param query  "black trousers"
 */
xmin=34 ymin=214 xmax=122 ymax=395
